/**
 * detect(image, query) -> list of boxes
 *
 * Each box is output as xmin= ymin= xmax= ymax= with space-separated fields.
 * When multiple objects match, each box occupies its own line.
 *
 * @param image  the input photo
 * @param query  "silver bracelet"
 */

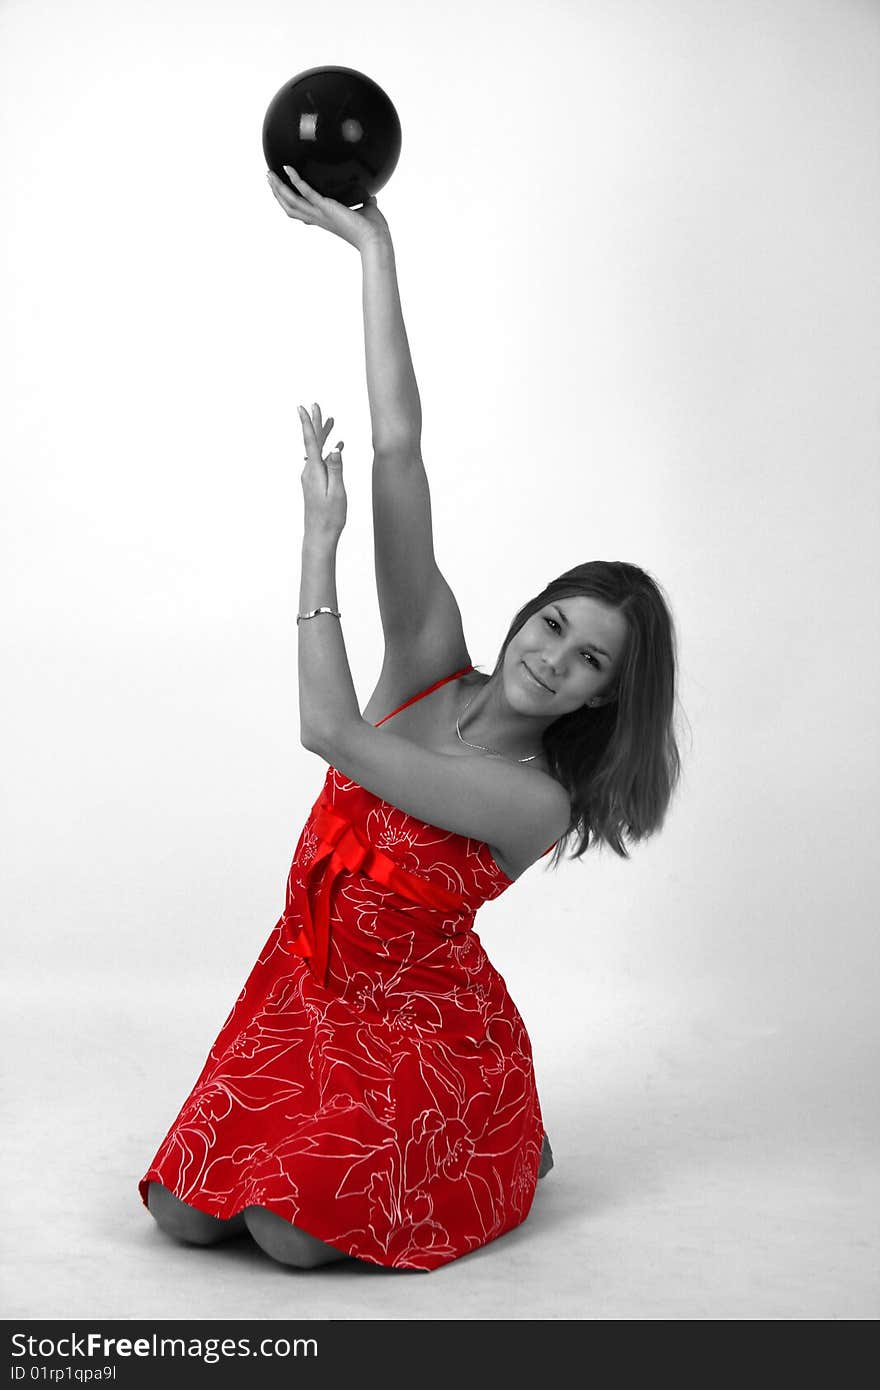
xmin=297 ymin=606 xmax=341 ymax=625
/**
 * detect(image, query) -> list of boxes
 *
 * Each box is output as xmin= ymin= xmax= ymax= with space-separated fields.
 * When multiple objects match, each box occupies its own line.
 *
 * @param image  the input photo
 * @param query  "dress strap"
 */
xmin=374 ymin=664 xmax=474 ymax=727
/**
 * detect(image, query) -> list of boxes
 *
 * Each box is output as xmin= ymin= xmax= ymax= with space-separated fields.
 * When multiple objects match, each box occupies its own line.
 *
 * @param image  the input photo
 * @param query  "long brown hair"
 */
xmin=491 ymin=561 xmax=683 ymax=863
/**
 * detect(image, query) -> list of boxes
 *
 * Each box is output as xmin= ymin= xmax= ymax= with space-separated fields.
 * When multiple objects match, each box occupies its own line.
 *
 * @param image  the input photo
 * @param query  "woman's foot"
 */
xmin=538 ymin=1131 xmax=554 ymax=1179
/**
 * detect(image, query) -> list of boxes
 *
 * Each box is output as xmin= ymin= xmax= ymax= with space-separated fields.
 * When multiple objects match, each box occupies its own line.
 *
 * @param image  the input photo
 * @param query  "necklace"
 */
xmin=455 ymin=693 xmax=542 ymax=764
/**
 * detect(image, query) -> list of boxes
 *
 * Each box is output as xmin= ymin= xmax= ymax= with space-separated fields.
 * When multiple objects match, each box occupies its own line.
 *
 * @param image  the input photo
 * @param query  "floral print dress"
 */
xmin=138 ymin=666 xmax=546 ymax=1269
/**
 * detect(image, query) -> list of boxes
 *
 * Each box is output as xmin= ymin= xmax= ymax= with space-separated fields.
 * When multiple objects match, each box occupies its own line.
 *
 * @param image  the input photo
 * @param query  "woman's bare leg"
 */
xmin=243 ymin=1206 xmax=351 ymax=1269
xmin=146 ymin=1182 xmax=246 ymax=1245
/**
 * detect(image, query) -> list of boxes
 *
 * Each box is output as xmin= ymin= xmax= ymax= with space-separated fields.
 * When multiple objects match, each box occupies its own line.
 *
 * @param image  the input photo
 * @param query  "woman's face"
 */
xmin=501 ymin=595 xmax=630 ymax=717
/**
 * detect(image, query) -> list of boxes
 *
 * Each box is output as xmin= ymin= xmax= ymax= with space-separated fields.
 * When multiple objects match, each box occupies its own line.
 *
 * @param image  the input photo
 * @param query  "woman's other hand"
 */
xmin=268 ymin=166 xmax=391 ymax=253
xmin=299 ymin=402 xmax=347 ymax=544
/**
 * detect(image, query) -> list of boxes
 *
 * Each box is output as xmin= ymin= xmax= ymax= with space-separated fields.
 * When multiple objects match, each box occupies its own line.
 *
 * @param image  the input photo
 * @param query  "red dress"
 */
xmin=138 ymin=666 xmax=548 ymax=1270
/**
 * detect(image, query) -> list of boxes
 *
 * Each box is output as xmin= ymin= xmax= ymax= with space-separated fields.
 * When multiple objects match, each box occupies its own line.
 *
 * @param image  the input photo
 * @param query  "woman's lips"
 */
xmin=522 ymin=662 xmax=555 ymax=693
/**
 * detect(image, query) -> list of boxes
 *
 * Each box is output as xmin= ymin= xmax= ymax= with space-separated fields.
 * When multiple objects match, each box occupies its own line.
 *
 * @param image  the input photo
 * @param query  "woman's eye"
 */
xmin=544 ymin=616 xmax=599 ymax=667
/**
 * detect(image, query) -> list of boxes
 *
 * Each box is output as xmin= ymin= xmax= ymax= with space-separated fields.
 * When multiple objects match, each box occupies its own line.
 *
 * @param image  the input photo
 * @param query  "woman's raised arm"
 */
xmin=360 ymin=235 xmax=466 ymax=661
xmin=360 ymin=234 xmax=421 ymax=451
xmin=267 ymin=167 xmax=467 ymax=669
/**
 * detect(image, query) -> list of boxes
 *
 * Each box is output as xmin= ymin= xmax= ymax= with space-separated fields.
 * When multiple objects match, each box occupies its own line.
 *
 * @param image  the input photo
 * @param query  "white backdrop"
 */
xmin=3 ymin=0 xmax=878 ymax=1322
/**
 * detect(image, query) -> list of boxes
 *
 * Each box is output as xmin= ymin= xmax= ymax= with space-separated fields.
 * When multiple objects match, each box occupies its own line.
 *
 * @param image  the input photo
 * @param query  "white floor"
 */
xmin=3 ymin=974 xmax=877 ymax=1322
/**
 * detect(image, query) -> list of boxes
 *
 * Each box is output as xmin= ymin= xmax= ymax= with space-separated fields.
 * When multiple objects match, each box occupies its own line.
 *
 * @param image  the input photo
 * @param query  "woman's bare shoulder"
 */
xmin=524 ymin=763 xmax=571 ymax=834
xmin=487 ymin=763 xmax=569 ymax=880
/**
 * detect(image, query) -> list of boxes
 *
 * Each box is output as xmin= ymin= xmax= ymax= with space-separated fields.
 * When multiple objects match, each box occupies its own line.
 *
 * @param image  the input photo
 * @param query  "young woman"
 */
xmin=138 ymin=167 xmax=682 ymax=1271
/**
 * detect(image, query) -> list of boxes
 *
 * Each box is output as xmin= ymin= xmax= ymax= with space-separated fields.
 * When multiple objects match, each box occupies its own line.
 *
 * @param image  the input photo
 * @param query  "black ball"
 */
xmin=262 ymin=66 xmax=402 ymax=208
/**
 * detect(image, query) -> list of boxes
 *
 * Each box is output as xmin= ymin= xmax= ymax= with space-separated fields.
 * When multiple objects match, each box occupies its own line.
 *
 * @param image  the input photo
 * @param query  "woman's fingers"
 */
xmin=267 ymin=185 xmax=306 ymax=221
xmin=267 ymin=172 xmax=319 ymax=225
xmin=300 ymin=402 xmax=323 ymax=437
xmin=281 ymin=165 xmax=329 ymax=225
xmin=299 ymin=404 xmax=339 ymax=464
xmin=312 ymin=403 xmax=337 ymax=450
xmin=298 ymin=405 xmax=318 ymax=454
xmin=283 ymin=165 xmax=324 ymax=207
xmin=325 ymin=444 xmax=345 ymax=498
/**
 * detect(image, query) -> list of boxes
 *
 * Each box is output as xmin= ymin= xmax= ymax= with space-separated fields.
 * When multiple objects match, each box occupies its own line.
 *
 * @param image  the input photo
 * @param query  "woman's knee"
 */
xmin=242 ymin=1206 xmax=348 ymax=1269
xmin=146 ymin=1183 xmax=245 ymax=1246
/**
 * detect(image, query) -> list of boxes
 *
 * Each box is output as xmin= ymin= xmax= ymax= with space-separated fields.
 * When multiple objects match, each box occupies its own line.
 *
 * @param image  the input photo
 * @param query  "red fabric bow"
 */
xmin=282 ymin=799 xmax=468 ymax=985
